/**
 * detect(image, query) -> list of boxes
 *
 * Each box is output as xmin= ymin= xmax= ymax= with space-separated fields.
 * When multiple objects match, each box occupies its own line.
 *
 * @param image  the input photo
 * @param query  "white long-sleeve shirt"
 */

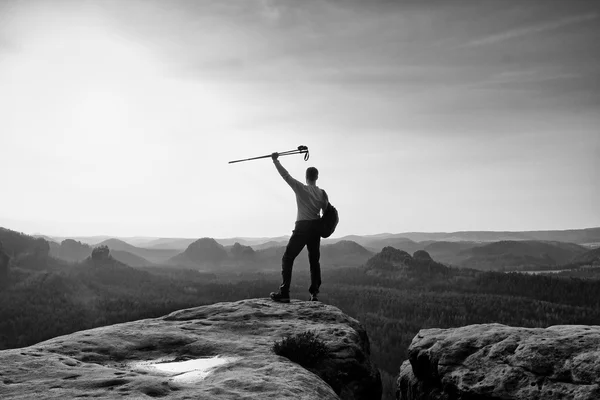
xmin=274 ymin=160 xmax=328 ymax=221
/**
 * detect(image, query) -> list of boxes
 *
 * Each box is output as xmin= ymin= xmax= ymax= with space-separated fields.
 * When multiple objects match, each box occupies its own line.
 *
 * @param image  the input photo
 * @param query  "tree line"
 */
xmin=2 ymin=249 xmax=600 ymax=400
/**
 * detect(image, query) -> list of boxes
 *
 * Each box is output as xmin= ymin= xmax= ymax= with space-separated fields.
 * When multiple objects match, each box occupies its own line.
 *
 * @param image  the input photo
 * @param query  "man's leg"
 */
xmin=278 ymin=225 xmax=308 ymax=296
xmin=306 ymin=224 xmax=321 ymax=297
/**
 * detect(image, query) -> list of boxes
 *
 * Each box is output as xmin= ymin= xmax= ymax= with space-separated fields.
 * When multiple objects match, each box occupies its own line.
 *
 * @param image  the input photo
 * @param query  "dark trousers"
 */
xmin=279 ymin=219 xmax=321 ymax=295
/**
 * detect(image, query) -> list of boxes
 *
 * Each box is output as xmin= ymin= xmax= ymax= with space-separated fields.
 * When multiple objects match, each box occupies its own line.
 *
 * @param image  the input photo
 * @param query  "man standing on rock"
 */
xmin=270 ymin=152 xmax=328 ymax=303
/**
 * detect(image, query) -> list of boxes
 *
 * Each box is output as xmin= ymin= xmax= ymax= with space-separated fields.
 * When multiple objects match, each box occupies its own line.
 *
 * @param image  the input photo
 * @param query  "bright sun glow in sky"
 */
xmin=1 ymin=0 xmax=599 ymax=238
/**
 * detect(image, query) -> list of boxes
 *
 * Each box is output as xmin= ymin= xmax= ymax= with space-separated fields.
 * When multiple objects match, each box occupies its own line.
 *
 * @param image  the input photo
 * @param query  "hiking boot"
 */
xmin=309 ymin=293 xmax=319 ymax=302
xmin=270 ymin=291 xmax=290 ymax=303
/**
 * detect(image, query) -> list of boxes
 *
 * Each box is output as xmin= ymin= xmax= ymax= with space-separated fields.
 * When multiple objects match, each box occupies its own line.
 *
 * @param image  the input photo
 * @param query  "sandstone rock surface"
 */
xmin=0 ymin=298 xmax=380 ymax=399
xmin=397 ymin=323 xmax=600 ymax=400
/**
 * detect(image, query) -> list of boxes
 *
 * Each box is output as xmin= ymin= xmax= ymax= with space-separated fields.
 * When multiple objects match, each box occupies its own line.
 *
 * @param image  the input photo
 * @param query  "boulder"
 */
xmin=397 ymin=324 xmax=600 ymax=400
xmin=0 ymin=298 xmax=381 ymax=399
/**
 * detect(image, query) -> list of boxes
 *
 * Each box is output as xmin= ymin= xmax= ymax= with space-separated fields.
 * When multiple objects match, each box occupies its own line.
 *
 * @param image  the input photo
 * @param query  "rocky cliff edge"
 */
xmin=0 ymin=299 xmax=381 ymax=399
xmin=397 ymin=323 xmax=600 ymax=400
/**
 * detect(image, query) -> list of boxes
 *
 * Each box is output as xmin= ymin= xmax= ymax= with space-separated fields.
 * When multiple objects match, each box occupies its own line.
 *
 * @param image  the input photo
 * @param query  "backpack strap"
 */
xmin=322 ymin=189 xmax=330 ymax=210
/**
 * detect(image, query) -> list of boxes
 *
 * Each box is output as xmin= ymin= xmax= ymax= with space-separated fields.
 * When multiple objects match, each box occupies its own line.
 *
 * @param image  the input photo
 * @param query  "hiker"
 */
xmin=269 ymin=152 xmax=328 ymax=303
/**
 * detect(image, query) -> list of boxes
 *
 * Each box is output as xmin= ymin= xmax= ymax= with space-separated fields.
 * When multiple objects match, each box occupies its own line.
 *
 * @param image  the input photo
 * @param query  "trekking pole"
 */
xmin=228 ymin=145 xmax=309 ymax=164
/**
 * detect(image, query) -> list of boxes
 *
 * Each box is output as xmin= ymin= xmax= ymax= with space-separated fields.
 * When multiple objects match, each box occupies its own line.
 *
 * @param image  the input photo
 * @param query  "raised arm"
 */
xmin=272 ymin=153 xmax=303 ymax=192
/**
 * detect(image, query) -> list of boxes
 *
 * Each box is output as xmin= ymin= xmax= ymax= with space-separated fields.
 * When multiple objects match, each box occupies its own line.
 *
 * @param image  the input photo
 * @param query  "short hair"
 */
xmin=306 ymin=167 xmax=319 ymax=182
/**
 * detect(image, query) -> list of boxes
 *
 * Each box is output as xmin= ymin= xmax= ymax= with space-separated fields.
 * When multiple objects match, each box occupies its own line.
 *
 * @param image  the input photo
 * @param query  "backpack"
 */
xmin=320 ymin=190 xmax=339 ymax=238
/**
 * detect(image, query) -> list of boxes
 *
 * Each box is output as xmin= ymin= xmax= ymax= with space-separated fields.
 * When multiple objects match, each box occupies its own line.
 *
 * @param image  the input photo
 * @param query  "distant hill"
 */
xmin=97 ymin=239 xmax=179 ymax=264
xmin=51 ymin=239 xmax=91 ymax=262
xmin=32 ymin=227 xmax=600 ymax=253
xmin=457 ymin=240 xmax=588 ymax=271
xmin=1 ymin=227 xmax=49 ymax=258
xmin=364 ymin=247 xmax=451 ymax=279
xmin=162 ymin=239 xmax=373 ymax=271
xmin=212 ymin=237 xmax=255 ymax=247
xmin=216 ymin=236 xmax=290 ymax=247
xmin=365 ymin=247 xmax=414 ymax=271
xmin=424 ymin=241 xmax=480 ymax=253
xmin=98 ymin=238 xmax=141 ymax=253
xmin=323 ymin=240 xmax=372 ymax=256
xmin=169 ymin=238 xmax=228 ymax=269
xmin=143 ymin=237 xmax=293 ymax=250
xmin=422 ymin=241 xmax=482 ymax=265
xmin=251 ymin=240 xmax=287 ymax=250
xmin=0 ymin=227 xmax=52 ymax=271
xmin=20 ymin=226 xmax=600 ymax=272
xmin=516 ymin=228 xmax=600 ymax=245
xmin=111 ymin=250 xmax=154 ymax=267
xmin=322 ymin=235 xmax=423 ymax=254
xmin=325 ymin=234 xmax=411 ymax=248
xmin=74 ymin=252 xmax=155 ymax=286
xmin=325 ymin=228 xmax=600 ymax=245
xmin=320 ymin=240 xmax=374 ymax=267
xmin=143 ymin=238 xmax=198 ymax=250
xmin=363 ymin=237 xmax=423 ymax=253
xmin=36 ymin=235 xmax=113 ymax=246
xmin=383 ymin=228 xmax=600 ymax=245
xmin=249 ymin=240 xmax=373 ymax=270
xmin=228 ymin=242 xmax=256 ymax=260
xmin=325 ymin=234 xmax=372 ymax=245
xmin=571 ymin=247 xmax=600 ymax=265
xmin=47 ymin=239 xmax=153 ymax=268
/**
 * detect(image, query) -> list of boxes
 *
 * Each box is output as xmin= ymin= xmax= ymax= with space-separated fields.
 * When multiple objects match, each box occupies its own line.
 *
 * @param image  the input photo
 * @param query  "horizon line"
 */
xmin=15 ymin=225 xmax=600 ymax=241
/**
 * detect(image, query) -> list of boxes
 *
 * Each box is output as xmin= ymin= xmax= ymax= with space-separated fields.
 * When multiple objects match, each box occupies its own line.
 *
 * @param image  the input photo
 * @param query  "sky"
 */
xmin=0 ymin=0 xmax=599 ymax=239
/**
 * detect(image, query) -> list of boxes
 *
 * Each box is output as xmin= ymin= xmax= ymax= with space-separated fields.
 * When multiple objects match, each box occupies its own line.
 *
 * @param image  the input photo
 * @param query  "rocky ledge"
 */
xmin=0 ymin=299 xmax=381 ymax=399
xmin=397 ymin=323 xmax=600 ymax=400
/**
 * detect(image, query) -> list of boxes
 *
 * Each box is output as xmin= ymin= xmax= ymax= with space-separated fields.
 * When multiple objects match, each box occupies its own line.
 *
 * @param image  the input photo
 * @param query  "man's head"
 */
xmin=306 ymin=167 xmax=319 ymax=184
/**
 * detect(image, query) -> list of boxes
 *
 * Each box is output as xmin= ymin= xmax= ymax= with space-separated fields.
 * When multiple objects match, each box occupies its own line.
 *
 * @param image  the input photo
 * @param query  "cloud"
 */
xmin=466 ymin=12 xmax=599 ymax=47
xmin=258 ymin=0 xmax=281 ymax=22
xmin=475 ymin=69 xmax=582 ymax=87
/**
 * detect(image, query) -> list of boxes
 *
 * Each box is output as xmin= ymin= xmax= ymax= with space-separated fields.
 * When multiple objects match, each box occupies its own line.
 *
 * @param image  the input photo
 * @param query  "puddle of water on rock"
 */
xmin=133 ymin=356 xmax=236 ymax=383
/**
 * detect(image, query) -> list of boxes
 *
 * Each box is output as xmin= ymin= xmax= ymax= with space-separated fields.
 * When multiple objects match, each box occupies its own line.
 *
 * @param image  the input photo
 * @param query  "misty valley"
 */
xmin=1 ymin=226 xmax=600 ymax=399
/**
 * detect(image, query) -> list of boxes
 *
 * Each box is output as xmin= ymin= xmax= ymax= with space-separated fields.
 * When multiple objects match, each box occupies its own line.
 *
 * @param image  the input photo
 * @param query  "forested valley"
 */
xmin=2 ymin=230 xmax=600 ymax=399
